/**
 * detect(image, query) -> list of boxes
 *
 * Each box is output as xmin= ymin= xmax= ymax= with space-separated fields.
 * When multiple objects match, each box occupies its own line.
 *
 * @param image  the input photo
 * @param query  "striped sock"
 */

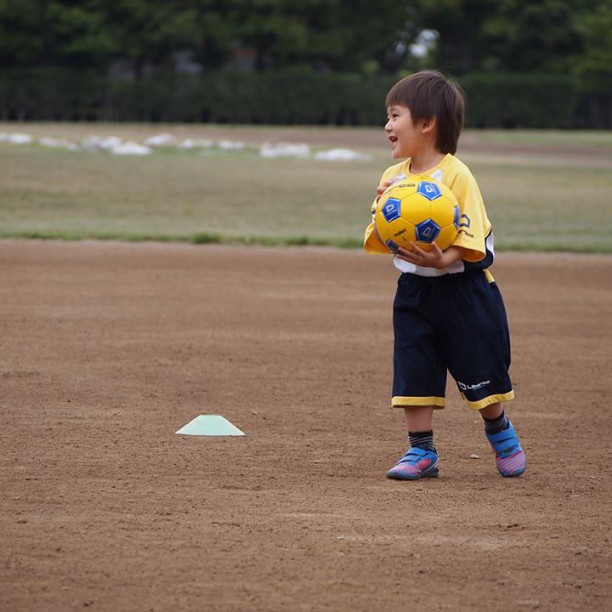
xmin=483 ymin=410 xmax=509 ymax=434
xmin=409 ymin=430 xmax=435 ymax=452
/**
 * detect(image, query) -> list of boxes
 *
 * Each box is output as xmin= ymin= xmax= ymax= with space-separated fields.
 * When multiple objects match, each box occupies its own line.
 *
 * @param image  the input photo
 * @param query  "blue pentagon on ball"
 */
xmin=381 ymin=198 xmax=401 ymax=222
xmin=385 ymin=239 xmax=400 ymax=252
xmin=417 ymin=181 xmax=442 ymax=201
xmin=415 ymin=219 xmax=441 ymax=243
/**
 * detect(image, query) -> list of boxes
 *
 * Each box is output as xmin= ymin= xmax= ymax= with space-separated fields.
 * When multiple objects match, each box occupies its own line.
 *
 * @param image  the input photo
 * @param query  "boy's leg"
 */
xmin=480 ymin=402 xmax=526 ymax=477
xmin=403 ymin=405 xmax=434 ymax=432
xmin=442 ymin=272 xmax=514 ymax=410
xmin=392 ymin=274 xmax=447 ymax=409
xmin=480 ymin=403 xmax=503 ymax=420
xmin=440 ymin=272 xmax=526 ymax=476
xmin=389 ymin=274 xmax=445 ymax=481
xmin=387 ymin=406 xmax=439 ymax=480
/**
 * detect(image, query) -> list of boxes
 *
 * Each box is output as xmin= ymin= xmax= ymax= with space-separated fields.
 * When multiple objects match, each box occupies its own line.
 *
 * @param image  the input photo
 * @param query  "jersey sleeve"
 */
xmin=364 ymin=195 xmax=392 ymax=254
xmin=451 ymin=172 xmax=492 ymax=263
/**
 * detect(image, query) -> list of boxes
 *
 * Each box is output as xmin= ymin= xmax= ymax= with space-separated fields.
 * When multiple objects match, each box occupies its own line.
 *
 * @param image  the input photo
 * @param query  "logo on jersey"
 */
xmin=453 ymin=205 xmax=461 ymax=230
xmin=457 ymin=213 xmax=474 ymax=238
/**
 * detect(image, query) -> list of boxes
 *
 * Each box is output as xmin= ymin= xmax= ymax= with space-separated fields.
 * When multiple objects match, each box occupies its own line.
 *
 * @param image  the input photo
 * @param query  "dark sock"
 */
xmin=483 ymin=410 xmax=509 ymax=434
xmin=408 ymin=430 xmax=436 ymax=452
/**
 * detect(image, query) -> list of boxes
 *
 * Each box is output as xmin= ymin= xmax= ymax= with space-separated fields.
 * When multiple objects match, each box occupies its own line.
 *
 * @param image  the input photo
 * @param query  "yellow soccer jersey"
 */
xmin=364 ymin=154 xmax=495 ymax=278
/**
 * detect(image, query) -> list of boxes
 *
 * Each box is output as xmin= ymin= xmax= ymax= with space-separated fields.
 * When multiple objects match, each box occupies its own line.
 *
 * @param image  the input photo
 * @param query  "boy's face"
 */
xmin=385 ymin=105 xmax=425 ymax=159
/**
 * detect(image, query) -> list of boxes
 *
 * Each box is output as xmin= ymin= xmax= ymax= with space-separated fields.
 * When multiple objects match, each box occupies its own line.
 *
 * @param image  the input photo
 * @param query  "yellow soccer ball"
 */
xmin=374 ymin=178 xmax=460 ymax=253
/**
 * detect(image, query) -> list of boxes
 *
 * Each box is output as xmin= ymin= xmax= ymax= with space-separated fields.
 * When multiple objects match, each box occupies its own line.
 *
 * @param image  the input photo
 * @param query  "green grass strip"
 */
xmin=1 ymin=229 xmax=610 ymax=253
xmin=0 ymin=229 xmax=364 ymax=249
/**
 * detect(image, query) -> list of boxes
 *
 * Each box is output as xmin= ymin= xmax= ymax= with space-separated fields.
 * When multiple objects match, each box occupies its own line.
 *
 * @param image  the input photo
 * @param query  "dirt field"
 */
xmin=1 ymin=241 xmax=611 ymax=611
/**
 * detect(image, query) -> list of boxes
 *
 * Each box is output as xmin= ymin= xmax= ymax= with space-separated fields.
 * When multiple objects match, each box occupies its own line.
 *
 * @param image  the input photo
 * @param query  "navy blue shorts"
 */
xmin=392 ymin=270 xmax=514 ymax=410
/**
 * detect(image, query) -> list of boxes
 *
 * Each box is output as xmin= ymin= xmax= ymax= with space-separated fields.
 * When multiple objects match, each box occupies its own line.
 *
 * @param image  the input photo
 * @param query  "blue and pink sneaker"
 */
xmin=486 ymin=421 xmax=526 ymax=477
xmin=386 ymin=447 xmax=439 ymax=480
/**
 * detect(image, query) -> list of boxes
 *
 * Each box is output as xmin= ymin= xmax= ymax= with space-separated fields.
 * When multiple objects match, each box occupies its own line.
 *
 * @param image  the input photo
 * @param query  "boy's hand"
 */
xmin=376 ymin=178 xmax=397 ymax=202
xmin=397 ymin=243 xmax=463 ymax=269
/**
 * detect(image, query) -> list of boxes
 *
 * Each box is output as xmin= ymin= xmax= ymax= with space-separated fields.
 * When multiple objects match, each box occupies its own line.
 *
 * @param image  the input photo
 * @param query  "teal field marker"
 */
xmin=176 ymin=415 xmax=245 ymax=436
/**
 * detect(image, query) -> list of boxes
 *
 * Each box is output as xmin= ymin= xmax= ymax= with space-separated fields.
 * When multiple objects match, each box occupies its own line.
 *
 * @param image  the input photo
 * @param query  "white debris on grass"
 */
xmin=1 ymin=133 xmax=34 ymax=144
xmin=218 ymin=139 xmax=245 ymax=150
xmin=11 ymin=133 xmax=34 ymax=144
xmin=179 ymin=138 xmax=215 ymax=149
xmin=314 ymin=148 xmax=371 ymax=161
xmin=39 ymin=137 xmax=78 ymax=151
xmin=110 ymin=141 xmax=152 ymax=156
xmin=82 ymin=135 xmax=123 ymax=151
xmin=144 ymin=133 xmax=175 ymax=147
xmin=0 ymin=132 xmax=373 ymax=163
xmin=260 ymin=142 xmax=311 ymax=158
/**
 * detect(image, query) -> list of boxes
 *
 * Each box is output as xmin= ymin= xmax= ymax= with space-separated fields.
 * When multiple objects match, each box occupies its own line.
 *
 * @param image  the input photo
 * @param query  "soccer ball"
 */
xmin=374 ymin=178 xmax=460 ymax=253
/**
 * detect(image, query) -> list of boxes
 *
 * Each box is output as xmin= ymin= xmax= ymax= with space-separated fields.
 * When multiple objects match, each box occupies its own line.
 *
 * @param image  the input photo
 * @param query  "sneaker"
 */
xmin=386 ymin=447 xmax=439 ymax=480
xmin=486 ymin=420 xmax=526 ymax=477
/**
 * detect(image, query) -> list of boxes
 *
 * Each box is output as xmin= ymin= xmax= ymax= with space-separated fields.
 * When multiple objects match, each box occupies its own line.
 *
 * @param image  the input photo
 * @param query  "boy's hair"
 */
xmin=386 ymin=71 xmax=465 ymax=155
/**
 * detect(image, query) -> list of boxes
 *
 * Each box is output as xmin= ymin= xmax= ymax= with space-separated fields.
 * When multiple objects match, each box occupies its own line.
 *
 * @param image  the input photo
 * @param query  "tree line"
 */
xmin=0 ymin=0 xmax=610 ymax=127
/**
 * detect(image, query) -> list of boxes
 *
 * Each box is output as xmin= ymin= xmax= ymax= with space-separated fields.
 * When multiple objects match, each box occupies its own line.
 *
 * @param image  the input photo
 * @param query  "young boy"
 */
xmin=364 ymin=70 xmax=526 ymax=480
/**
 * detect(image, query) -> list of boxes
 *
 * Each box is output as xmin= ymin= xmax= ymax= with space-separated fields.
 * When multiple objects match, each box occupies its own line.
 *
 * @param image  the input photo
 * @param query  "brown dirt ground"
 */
xmin=1 ymin=241 xmax=611 ymax=612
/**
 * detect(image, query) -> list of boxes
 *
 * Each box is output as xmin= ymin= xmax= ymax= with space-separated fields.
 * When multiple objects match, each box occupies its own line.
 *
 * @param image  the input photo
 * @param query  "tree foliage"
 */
xmin=0 ymin=0 xmax=610 ymax=130
xmin=413 ymin=0 xmax=589 ymax=74
xmin=575 ymin=0 xmax=612 ymax=90
xmin=0 ymin=0 xmax=608 ymax=81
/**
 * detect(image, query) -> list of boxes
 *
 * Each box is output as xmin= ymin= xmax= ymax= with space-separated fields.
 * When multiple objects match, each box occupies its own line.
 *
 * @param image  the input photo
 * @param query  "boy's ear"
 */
xmin=420 ymin=117 xmax=437 ymax=134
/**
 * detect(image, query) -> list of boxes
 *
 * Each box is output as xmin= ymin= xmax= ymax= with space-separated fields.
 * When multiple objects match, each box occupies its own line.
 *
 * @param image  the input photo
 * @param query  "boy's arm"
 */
xmin=396 ymin=243 xmax=467 ymax=269
xmin=397 ymin=172 xmax=491 ymax=268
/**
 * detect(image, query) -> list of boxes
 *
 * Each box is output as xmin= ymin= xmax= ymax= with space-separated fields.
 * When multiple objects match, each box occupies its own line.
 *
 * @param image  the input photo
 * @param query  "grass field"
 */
xmin=1 ymin=123 xmax=611 ymax=252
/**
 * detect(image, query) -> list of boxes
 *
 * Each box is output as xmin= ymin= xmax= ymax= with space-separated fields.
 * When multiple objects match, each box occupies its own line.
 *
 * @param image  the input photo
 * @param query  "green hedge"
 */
xmin=103 ymin=72 xmax=392 ymax=125
xmin=0 ymin=69 xmax=105 ymax=121
xmin=460 ymin=72 xmax=580 ymax=129
xmin=0 ymin=68 xmax=600 ymax=128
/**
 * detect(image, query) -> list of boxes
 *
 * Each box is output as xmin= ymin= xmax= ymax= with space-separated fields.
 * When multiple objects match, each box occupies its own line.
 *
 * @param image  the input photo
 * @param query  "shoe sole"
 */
xmin=386 ymin=463 xmax=439 ymax=481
